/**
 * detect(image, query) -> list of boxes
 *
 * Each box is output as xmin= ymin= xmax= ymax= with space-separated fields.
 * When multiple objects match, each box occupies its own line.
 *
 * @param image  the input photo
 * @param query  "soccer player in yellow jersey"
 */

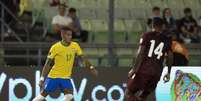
xmin=33 ymin=27 xmax=98 ymax=101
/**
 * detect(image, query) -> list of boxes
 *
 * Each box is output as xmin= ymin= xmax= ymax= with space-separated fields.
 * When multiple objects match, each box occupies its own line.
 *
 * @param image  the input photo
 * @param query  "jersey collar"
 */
xmin=61 ymin=41 xmax=71 ymax=47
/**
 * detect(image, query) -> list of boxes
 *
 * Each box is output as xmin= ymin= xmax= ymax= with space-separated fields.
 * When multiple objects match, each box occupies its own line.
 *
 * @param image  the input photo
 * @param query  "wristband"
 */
xmin=40 ymin=77 xmax=45 ymax=81
xmin=90 ymin=65 xmax=94 ymax=69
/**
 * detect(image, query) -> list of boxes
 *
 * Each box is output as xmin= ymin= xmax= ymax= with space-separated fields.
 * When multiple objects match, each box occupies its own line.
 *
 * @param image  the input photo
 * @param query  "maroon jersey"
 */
xmin=126 ymin=31 xmax=172 ymax=99
xmin=138 ymin=31 xmax=172 ymax=76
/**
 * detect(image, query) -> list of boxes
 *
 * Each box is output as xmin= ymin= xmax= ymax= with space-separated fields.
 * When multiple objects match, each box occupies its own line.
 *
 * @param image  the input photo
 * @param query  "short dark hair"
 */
xmin=59 ymin=3 xmax=67 ymax=8
xmin=61 ymin=27 xmax=72 ymax=32
xmin=153 ymin=18 xmax=164 ymax=27
xmin=162 ymin=8 xmax=171 ymax=18
xmin=69 ymin=7 xmax=76 ymax=13
xmin=177 ymin=38 xmax=184 ymax=44
xmin=184 ymin=8 xmax=191 ymax=14
xmin=152 ymin=6 xmax=160 ymax=11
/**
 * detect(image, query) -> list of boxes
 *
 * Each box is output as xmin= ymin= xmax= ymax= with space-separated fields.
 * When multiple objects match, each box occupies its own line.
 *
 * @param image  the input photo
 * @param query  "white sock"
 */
xmin=32 ymin=94 xmax=45 ymax=101
xmin=61 ymin=94 xmax=73 ymax=101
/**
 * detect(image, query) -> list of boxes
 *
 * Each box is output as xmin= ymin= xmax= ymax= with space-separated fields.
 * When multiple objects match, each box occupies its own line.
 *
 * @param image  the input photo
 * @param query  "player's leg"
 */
xmin=32 ymin=91 xmax=48 ymax=101
xmin=125 ymin=88 xmax=143 ymax=101
xmin=62 ymin=89 xmax=73 ymax=101
xmin=126 ymin=72 xmax=151 ymax=101
xmin=59 ymin=79 xmax=74 ymax=101
xmin=137 ymin=76 xmax=159 ymax=101
xmin=32 ymin=78 xmax=58 ymax=101
xmin=127 ymin=89 xmax=147 ymax=101
xmin=143 ymin=75 xmax=161 ymax=101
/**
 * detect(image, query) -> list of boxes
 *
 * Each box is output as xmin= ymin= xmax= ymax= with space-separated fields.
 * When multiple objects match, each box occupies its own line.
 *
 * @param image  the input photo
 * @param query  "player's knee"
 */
xmin=134 ymin=90 xmax=144 ymax=97
xmin=61 ymin=94 xmax=73 ymax=101
xmin=128 ymin=95 xmax=141 ymax=101
xmin=128 ymin=89 xmax=145 ymax=101
xmin=32 ymin=94 xmax=45 ymax=101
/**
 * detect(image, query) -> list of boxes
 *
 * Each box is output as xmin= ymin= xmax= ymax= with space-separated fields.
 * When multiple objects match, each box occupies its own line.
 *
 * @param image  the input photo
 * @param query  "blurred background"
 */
xmin=1 ymin=0 xmax=201 ymax=101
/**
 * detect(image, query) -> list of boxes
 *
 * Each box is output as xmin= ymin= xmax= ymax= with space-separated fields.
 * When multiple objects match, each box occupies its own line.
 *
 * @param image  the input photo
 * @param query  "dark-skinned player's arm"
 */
xmin=78 ymin=55 xmax=98 ymax=77
xmin=125 ymin=45 xmax=146 ymax=98
xmin=163 ymin=50 xmax=173 ymax=83
xmin=128 ymin=45 xmax=146 ymax=79
xmin=39 ymin=58 xmax=54 ymax=88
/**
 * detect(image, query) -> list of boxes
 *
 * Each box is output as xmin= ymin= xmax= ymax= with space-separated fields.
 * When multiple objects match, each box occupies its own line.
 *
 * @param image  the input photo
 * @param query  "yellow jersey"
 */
xmin=47 ymin=41 xmax=83 ymax=79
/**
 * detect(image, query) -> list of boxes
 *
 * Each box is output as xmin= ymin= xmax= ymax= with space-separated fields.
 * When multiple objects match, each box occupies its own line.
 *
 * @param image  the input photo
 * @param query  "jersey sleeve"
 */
xmin=47 ymin=45 xmax=57 ymax=59
xmin=75 ymin=43 xmax=83 ymax=56
xmin=140 ymin=33 xmax=149 ymax=46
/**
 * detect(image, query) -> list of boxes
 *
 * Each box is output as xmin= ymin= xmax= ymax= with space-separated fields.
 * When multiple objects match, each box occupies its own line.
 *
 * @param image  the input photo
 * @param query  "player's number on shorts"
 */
xmin=148 ymin=40 xmax=164 ymax=59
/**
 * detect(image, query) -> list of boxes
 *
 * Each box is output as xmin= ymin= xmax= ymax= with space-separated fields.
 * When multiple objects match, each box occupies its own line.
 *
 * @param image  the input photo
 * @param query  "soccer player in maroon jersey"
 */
xmin=125 ymin=18 xmax=173 ymax=101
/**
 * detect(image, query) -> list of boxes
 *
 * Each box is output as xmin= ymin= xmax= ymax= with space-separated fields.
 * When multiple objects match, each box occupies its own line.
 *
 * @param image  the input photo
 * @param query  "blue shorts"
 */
xmin=44 ymin=78 xmax=73 ymax=93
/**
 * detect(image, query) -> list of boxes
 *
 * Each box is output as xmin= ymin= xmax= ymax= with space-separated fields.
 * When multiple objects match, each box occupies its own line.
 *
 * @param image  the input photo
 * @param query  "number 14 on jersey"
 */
xmin=148 ymin=40 xmax=164 ymax=59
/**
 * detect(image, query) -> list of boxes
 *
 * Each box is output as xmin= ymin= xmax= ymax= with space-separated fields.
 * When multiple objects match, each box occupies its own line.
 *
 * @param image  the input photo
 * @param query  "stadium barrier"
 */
xmin=0 ymin=66 xmax=200 ymax=101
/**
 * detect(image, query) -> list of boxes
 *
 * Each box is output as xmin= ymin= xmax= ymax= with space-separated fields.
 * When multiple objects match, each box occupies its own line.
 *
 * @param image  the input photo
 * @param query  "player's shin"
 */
xmin=32 ymin=94 xmax=45 ymax=101
xmin=61 ymin=94 xmax=73 ymax=101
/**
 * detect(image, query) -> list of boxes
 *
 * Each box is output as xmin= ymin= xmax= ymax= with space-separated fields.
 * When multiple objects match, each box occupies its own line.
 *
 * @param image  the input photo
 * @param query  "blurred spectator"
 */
xmin=199 ymin=17 xmax=201 ymax=26
xmin=147 ymin=6 xmax=162 ymax=30
xmin=68 ymin=8 xmax=89 ymax=42
xmin=171 ymin=34 xmax=189 ymax=66
xmin=19 ymin=0 xmax=27 ymax=16
xmin=178 ymin=8 xmax=200 ymax=43
xmin=51 ymin=3 xmax=76 ymax=40
xmin=162 ymin=8 xmax=177 ymax=32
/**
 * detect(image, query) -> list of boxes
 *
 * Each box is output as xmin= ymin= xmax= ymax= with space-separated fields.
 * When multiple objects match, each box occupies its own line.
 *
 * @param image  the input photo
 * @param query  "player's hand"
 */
xmin=39 ymin=80 xmax=45 ymax=88
xmin=91 ymin=68 xmax=98 ymax=77
xmin=163 ymin=73 xmax=170 ymax=83
xmin=125 ymin=89 xmax=130 ymax=98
